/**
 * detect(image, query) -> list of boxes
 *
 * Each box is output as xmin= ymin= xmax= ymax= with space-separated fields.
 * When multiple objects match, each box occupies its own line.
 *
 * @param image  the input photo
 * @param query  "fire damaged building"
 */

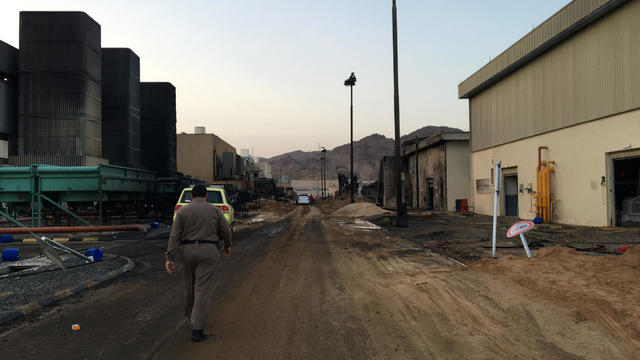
xmin=378 ymin=132 xmax=470 ymax=212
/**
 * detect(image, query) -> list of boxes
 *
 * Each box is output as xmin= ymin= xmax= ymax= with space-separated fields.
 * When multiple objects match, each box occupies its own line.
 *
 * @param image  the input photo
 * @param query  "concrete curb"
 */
xmin=0 ymin=256 xmax=135 ymax=326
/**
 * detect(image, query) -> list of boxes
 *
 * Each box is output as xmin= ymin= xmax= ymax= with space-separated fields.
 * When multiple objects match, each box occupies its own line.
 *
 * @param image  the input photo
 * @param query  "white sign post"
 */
xmin=492 ymin=161 xmax=502 ymax=258
xmin=507 ymin=221 xmax=534 ymax=258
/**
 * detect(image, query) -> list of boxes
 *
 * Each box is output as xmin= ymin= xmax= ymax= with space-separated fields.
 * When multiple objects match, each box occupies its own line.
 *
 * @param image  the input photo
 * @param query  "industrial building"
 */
xmin=13 ymin=12 xmax=104 ymax=166
xmin=177 ymin=127 xmax=237 ymax=183
xmin=403 ymin=132 xmax=470 ymax=211
xmin=459 ymin=0 xmax=640 ymax=226
xmin=0 ymin=40 xmax=18 ymax=163
xmin=141 ymin=82 xmax=177 ymax=177
xmin=378 ymin=132 xmax=470 ymax=211
xmin=102 ymin=48 xmax=141 ymax=168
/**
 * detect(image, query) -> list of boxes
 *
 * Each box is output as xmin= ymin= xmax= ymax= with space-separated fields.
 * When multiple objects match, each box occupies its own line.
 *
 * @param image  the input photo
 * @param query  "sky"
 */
xmin=1 ymin=0 xmax=571 ymax=158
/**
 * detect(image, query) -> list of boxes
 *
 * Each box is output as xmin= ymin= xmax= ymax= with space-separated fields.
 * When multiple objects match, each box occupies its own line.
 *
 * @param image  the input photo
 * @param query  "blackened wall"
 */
xmin=140 ymin=82 xmax=176 ymax=176
xmin=0 ymin=40 xmax=18 ymax=159
xmin=18 ymin=12 xmax=102 ymax=158
xmin=102 ymin=48 xmax=141 ymax=167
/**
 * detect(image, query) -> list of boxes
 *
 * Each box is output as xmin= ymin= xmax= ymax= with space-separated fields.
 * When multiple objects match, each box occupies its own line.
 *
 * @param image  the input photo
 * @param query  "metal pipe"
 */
xmin=415 ymin=137 xmax=419 ymax=209
xmin=492 ymin=161 xmax=502 ymax=258
xmin=350 ymin=85 xmax=354 ymax=204
xmin=392 ymin=0 xmax=406 ymax=226
xmin=0 ymin=224 xmax=146 ymax=236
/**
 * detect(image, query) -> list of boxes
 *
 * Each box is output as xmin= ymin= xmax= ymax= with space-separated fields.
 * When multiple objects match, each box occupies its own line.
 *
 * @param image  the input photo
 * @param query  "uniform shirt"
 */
xmin=166 ymin=197 xmax=233 ymax=261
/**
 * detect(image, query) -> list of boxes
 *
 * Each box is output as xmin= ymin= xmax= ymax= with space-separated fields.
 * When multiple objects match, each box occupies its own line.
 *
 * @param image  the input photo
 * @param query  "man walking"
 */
xmin=165 ymin=184 xmax=232 ymax=342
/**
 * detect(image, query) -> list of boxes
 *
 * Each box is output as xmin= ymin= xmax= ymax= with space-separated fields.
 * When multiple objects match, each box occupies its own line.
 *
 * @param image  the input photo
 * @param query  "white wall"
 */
xmin=445 ymin=141 xmax=470 ymax=211
xmin=470 ymin=108 xmax=640 ymax=226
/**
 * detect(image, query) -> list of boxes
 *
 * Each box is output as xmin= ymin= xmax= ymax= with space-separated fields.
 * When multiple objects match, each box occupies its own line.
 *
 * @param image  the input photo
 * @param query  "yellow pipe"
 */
xmin=546 ymin=165 xmax=555 ymax=222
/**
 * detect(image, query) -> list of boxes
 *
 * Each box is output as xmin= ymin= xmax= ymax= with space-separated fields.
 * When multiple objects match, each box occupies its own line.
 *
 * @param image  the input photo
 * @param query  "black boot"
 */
xmin=191 ymin=329 xmax=207 ymax=342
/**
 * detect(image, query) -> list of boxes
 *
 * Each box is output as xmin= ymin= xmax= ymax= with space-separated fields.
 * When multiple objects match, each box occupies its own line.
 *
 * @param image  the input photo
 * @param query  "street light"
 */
xmin=321 ymin=147 xmax=327 ymax=199
xmin=392 ymin=0 xmax=407 ymax=226
xmin=344 ymin=72 xmax=356 ymax=203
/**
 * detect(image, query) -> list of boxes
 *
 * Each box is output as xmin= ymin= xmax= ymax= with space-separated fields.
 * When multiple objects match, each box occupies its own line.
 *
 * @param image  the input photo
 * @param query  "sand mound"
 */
xmin=331 ymin=203 xmax=390 ymax=218
xmin=470 ymin=245 xmax=640 ymax=346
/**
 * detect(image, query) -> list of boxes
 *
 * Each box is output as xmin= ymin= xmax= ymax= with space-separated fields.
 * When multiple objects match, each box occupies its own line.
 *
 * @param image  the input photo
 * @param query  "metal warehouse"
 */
xmin=459 ymin=0 xmax=640 ymax=226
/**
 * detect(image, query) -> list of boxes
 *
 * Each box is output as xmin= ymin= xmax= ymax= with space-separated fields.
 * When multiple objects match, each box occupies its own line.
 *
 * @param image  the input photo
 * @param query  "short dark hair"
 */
xmin=191 ymin=184 xmax=207 ymax=198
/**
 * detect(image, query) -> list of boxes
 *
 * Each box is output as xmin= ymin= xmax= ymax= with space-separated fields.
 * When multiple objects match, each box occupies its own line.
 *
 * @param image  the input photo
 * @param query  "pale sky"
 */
xmin=1 ymin=0 xmax=571 ymax=158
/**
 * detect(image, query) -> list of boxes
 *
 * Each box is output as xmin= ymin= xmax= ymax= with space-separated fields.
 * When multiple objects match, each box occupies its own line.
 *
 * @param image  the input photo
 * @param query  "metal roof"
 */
xmin=403 ymin=132 xmax=469 ymax=155
xmin=458 ymin=0 xmax=628 ymax=99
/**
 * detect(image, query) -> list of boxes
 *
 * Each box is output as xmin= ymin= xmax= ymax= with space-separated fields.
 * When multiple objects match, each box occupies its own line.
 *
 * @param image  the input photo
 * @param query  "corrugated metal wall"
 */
xmin=140 ymin=82 xmax=176 ymax=176
xmin=469 ymin=0 xmax=640 ymax=152
xmin=102 ymin=48 xmax=141 ymax=168
xmin=18 ymin=12 xmax=102 ymax=159
xmin=177 ymin=134 xmax=215 ymax=183
xmin=459 ymin=0 xmax=617 ymax=98
xmin=0 ymin=40 xmax=18 ymax=158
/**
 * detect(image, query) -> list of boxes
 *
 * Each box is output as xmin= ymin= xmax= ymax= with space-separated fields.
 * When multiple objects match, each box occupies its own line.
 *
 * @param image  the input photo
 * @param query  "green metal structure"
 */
xmin=0 ymin=164 xmax=157 ymax=226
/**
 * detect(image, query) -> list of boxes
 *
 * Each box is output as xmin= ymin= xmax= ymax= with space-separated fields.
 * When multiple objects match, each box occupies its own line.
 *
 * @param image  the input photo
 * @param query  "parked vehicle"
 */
xmin=296 ymin=194 xmax=311 ymax=205
xmin=174 ymin=186 xmax=235 ymax=225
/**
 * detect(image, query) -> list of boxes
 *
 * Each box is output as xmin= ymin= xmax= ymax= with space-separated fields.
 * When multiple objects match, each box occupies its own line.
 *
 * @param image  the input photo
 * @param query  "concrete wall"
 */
xmin=470 ymin=108 xmax=640 ymax=226
xmin=445 ymin=141 xmax=470 ymax=211
xmin=177 ymin=133 xmax=235 ymax=183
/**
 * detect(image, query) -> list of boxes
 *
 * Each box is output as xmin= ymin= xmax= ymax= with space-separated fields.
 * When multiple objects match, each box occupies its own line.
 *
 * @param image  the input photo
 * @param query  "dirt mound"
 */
xmin=470 ymin=245 xmax=640 ymax=350
xmin=331 ymin=203 xmax=390 ymax=218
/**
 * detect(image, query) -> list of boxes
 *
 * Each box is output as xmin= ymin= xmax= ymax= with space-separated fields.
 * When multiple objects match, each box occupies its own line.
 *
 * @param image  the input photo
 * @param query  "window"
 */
xmin=180 ymin=190 xmax=224 ymax=204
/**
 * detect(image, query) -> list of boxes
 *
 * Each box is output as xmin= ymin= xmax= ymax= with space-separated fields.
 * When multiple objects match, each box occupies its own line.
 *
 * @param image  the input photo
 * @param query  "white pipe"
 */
xmin=492 ymin=161 xmax=502 ymax=258
xmin=519 ymin=233 xmax=532 ymax=258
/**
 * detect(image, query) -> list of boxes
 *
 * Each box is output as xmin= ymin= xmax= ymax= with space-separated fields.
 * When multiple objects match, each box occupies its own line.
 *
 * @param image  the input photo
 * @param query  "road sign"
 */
xmin=507 ymin=221 xmax=534 ymax=238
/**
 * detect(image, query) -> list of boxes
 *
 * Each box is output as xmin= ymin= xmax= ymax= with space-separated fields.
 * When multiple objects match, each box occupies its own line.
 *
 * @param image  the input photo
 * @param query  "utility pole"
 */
xmin=344 ymin=72 xmax=357 ymax=204
xmin=322 ymin=147 xmax=327 ymax=199
xmin=392 ymin=0 xmax=407 ymax=226
xmin=415 ymin=137 xmax=419 ymax=209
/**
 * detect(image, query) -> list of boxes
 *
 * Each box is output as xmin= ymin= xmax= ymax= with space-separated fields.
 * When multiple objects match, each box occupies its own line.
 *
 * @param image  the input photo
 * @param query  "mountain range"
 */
xmin=267 ymin=125 xmax=463 ymax=182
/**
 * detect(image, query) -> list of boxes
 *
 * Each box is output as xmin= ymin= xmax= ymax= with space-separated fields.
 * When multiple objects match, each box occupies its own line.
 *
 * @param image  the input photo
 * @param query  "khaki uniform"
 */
xmin=166 ymin=197 xmax=232 ymax=330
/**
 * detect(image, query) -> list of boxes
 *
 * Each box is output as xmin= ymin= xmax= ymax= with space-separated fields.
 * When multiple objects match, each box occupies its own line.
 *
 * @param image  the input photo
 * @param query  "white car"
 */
xmin=296 ymin=194 xmax=311 ymax=205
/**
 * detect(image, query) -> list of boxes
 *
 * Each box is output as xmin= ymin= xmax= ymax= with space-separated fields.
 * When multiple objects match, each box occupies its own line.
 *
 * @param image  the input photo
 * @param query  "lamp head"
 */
xmin=344 ymin=72 xmax=356 ymax=86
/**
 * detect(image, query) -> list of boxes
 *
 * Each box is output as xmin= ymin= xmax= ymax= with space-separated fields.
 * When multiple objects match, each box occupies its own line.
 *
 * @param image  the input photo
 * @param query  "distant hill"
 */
xmin=267 ymin=126 xmax=463 ymax=182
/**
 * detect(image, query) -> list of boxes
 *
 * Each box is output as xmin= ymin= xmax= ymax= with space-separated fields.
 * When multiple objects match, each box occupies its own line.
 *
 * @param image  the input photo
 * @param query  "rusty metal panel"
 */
xmin=469 ymin=0 xmax=640 ymax=152
xmin=459 ymin=0 xmax=624 ymax=98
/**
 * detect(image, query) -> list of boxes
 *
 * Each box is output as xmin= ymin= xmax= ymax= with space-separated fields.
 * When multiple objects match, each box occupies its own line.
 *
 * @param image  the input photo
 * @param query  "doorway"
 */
xmin=613 ymin=156 xmax=640 ymax=226
xmin=504 ymin=174 xmax=519 ymax=216
xmin=426 ymin=179 xmax=434 ymax=210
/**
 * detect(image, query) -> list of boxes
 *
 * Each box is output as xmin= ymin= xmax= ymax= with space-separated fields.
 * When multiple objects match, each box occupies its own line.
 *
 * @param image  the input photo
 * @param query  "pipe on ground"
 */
xmin=0 ymin=225 xmax=146 ymax=237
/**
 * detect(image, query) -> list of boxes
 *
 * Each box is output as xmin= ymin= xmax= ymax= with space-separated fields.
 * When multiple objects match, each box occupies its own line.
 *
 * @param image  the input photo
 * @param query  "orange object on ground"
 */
xmin=72 ymin=324 xmax=80 ymax=331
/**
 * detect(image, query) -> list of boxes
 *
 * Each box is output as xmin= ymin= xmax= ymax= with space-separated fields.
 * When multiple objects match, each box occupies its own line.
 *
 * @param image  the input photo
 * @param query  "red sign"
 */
xmin=507 ymin=221 xmax=534 ymax=238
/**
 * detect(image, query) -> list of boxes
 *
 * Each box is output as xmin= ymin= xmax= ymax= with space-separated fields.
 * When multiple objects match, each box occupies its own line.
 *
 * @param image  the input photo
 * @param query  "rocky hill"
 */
xmin=267 ymin=126 xmax=463 ymax=182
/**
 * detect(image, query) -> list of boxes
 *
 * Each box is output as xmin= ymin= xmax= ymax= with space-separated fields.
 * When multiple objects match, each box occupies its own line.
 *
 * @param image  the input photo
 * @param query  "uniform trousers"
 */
xmin=181 ymin=243 xmax=219 ymax=330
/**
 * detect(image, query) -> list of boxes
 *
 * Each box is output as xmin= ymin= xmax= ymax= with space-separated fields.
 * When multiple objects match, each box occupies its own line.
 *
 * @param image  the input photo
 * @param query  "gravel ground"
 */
xmin=0 ymin=255 xmax=127 ymax=311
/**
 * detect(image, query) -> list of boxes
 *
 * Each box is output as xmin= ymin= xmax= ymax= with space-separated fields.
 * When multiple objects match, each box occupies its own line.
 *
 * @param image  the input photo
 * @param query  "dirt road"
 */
xmin=156 ymin=205 xmax=629 ymax=359
xmin=1 ymin=205 xmax=633 ymax=359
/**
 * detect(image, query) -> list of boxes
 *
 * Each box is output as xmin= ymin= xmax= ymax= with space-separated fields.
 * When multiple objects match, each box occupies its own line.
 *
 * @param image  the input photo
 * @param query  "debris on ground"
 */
xmin=339 ymin=219 xmax=381 ymax=231
xmin=331 ymin=203 xmax=391 ymax=218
